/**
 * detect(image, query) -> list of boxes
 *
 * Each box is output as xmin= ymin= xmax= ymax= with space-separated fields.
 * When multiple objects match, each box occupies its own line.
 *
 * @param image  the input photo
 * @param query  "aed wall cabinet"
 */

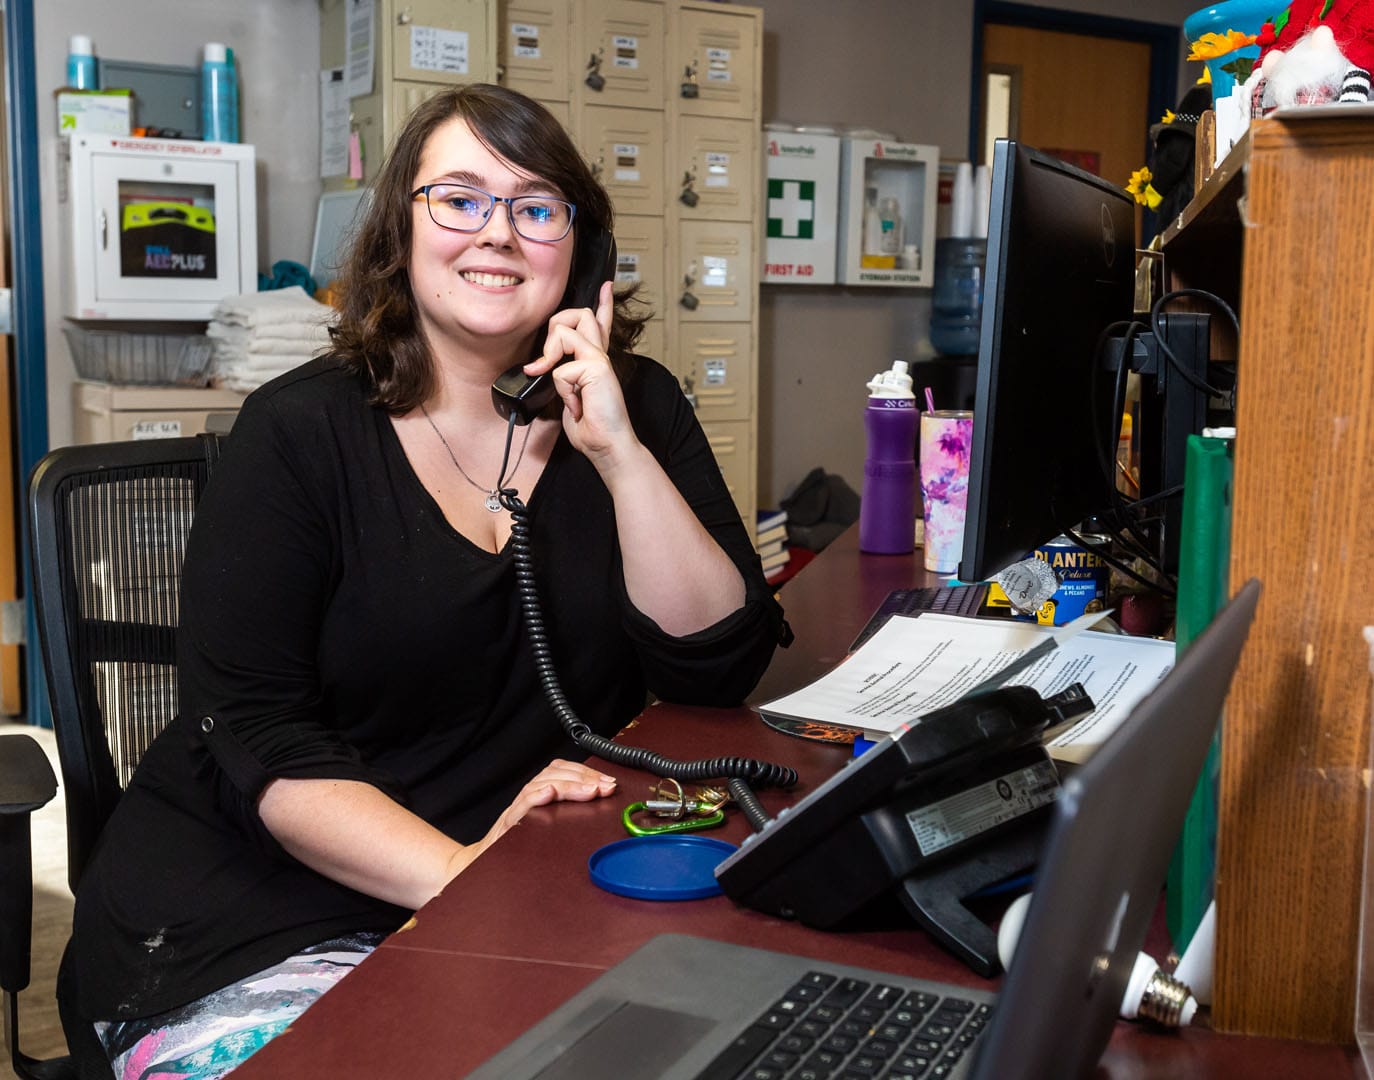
xmin=73 ymin=381 xmax=249 ymax=445
xmin=65 ymin=136 xmax=257 ymax=321
xmin=837 ymin=137 xmax=938 ymax=288
xmin=762 ymin=128 xmax=840 ymax=285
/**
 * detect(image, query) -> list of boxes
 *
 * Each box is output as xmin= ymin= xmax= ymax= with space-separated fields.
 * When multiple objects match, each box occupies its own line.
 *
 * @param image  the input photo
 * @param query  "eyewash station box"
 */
xmin=837 ymin=136 xmax=938 ymax=288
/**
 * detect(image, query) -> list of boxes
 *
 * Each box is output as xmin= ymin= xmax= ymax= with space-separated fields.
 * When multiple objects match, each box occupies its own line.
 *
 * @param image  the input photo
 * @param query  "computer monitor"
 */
xmin=959 ymin=140 xmax=1137 ymax=584
xmin=310 ymin=187 xmax=371 ymax=288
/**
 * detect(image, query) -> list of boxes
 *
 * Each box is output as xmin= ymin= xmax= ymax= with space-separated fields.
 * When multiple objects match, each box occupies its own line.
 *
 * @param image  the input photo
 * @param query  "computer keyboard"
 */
xmin=693 ymin=969 xmax=994 ymax=1080
xmin=848 ymin=585 xmax=989 ymax=653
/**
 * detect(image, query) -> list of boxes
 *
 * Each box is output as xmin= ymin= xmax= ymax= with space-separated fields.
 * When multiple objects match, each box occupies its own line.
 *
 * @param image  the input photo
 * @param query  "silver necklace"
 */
xmin=420 ymin=403 xmax=533 ymax=513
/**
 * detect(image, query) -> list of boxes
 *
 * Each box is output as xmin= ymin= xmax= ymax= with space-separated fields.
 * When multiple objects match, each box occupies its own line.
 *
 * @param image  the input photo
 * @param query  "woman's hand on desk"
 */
xmin=465 ymin=758 xmax=618 ymax=866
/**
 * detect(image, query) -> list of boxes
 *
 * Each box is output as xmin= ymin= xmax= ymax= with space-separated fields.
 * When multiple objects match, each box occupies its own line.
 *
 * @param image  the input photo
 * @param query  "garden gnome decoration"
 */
xmin=1247 ymin=0 xmax=1374 ymax=111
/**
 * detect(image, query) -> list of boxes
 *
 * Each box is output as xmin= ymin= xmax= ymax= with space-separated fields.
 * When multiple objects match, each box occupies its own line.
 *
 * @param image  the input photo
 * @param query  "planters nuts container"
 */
xmin=989 ymin=534 xmax=1110 ymax=624
xmin=859 ymin=360 xmax=918 ymax=554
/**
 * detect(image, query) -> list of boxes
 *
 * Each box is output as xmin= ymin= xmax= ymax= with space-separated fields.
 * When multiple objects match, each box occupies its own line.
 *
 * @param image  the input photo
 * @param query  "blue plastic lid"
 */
xmin=588 ymin=835 xmax=737 ymax=901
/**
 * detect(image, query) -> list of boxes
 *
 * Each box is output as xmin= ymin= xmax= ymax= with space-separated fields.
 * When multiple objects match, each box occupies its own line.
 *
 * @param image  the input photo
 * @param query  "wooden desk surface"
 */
xmin=234 ymin=531 xmax=1358 ymax=1078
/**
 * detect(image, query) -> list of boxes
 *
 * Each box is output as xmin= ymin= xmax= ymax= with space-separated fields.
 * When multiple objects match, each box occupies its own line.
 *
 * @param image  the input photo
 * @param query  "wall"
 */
xmin=753 ymin=0 xmax=1203 ymax=507
xmin=35 ymin=0 xmax=322 ymax=448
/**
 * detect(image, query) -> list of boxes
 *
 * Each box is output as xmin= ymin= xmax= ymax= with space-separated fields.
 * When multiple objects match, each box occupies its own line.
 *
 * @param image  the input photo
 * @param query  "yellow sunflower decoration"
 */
xmin=1126 ymin=165 xmax=1162 ymax=210
xmin=1187 ymin=29 xmax=1258 ymax=60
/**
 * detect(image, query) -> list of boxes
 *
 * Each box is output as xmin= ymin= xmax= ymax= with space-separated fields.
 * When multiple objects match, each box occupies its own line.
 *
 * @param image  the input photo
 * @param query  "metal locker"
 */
xmin=675 ymin=322 xmax=753 ymax=423
xmin=391 ymin=82 xmax=456 ymax=137
xmin=677 ymin=220 xmax=753 ymax=323
xmin=543 ymin=99 xmax=573 ymax=129
xmin=576 ymin=0 xmax=667 ymax=110
xmin=577 ymin=106 xmax=667 ymax=217
xmin=674 ymin=5 xmax=757 ymax=119
xmin=611 ymin=213 xmax=667 ymax=319
xmin=675 ymin=115 xmax=756 ymax=222
xmin=500 ymin=0 xmax=572 ymax=102
xmin=700 ymin=419 xmax=755 ymax=520
xmin=391 ymin=0 xmax=497 ymax=85
xmin=321 ymin=0 xmax=497 ymax=186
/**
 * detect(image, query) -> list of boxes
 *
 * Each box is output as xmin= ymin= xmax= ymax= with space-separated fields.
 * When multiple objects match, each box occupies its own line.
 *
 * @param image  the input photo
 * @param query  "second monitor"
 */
xmin=959 ymin=139 xmax=1219 ymax=587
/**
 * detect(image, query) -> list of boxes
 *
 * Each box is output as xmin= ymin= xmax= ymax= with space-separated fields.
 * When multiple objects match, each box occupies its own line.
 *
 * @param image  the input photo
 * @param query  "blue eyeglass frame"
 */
xmin=410 ymin=183 xmax=577 ymax=242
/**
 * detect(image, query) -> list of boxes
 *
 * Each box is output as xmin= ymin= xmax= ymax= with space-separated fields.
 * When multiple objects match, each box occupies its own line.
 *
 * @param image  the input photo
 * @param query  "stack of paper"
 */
xmin=757 ymin=613 xmax=1176 ymax=763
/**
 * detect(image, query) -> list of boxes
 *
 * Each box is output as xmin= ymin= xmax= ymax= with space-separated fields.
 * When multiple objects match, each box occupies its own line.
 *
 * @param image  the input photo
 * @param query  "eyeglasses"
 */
xmin=411 ymin=183 xmax=577 ymax=243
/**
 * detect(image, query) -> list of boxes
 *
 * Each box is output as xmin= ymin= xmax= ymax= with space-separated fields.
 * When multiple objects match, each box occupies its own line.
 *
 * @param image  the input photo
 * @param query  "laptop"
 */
xmin=470 ymin=580 xmax=1261 ymax=1080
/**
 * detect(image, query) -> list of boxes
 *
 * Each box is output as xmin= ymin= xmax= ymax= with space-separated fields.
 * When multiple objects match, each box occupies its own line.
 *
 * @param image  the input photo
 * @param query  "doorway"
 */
xmin=973 ymin=2 xmax=1180 ymax=240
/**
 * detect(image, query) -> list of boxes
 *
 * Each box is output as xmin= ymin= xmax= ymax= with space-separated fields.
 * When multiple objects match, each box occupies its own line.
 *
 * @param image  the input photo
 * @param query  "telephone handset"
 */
xmin=491 ymin=227 xmax=619 ymax=425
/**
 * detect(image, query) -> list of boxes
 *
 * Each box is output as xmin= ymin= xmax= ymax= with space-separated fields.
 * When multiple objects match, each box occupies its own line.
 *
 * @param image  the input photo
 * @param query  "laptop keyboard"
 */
xmin=693 ymin=971 xmax=994 ymax=1080
xmin=848 ymin=585 xmax=989 ymax=653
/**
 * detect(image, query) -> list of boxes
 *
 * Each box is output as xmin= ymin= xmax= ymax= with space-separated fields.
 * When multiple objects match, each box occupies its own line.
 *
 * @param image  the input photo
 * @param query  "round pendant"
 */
xmin=484 ymin=492 xmax=503 ymax=513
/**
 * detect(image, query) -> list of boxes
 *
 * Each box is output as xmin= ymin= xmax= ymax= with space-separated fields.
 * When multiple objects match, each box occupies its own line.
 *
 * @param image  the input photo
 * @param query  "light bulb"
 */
xmin=997 ymin=893 xmax=1198 ymax=1027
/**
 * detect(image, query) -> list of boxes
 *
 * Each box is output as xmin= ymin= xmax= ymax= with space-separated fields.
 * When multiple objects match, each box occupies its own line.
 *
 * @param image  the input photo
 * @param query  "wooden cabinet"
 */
xmin=1162 ymin=115 xmax=1374 ymax=1044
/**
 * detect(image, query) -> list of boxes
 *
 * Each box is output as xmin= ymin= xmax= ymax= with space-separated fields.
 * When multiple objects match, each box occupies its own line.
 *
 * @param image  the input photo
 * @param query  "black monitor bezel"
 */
xmin=959 ymin=140 xmax=1137 ymax=583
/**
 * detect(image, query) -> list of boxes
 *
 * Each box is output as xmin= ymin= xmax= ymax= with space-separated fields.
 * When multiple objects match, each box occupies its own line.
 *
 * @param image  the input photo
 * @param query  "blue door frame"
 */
xmin=4 ymin=0 xmax=53 ymax=727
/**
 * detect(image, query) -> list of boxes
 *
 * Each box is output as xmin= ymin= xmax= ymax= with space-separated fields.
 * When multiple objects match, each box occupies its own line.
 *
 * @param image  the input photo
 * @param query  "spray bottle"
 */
xmin=202 ymin=43 xmax=239 ymax=142
xmin=859 ymin=360 xmax=918 ymax=554
xmin=67 ymin=35 xmax=98 ymax=90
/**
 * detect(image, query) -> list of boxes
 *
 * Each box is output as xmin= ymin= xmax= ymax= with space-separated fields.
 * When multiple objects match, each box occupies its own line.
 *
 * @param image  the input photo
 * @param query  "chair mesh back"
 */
xmin=59 ymin=464 xmax=205 ymax=788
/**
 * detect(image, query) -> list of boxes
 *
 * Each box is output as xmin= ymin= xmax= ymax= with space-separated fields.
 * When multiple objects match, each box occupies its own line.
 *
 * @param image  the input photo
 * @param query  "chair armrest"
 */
xmin=0 ymin=734 xmax=58 ymax=815
xmin=0 ymin=733 xmax=58 ymax=995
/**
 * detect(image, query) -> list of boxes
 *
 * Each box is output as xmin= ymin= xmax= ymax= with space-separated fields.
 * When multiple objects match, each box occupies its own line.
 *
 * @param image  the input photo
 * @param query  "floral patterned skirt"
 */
xmin=95 ymin=931 xmax=385 ymax=1080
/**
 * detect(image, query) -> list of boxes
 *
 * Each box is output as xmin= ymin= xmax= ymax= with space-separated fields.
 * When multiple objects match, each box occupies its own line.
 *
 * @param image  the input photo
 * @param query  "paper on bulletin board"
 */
xmin=346 ymin=0 xmax=375 ymax=98
xmin=320 ymin=68 xmax=350 ymax=179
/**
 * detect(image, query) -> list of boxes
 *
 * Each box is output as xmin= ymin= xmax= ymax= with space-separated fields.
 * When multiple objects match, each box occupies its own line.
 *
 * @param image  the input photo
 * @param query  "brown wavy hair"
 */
xmin=329 ymin=84 xmax=649 ymax=413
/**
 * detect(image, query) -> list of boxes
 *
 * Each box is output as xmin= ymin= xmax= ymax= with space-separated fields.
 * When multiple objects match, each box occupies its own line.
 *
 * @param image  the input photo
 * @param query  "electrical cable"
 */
xmin=1064 ymin=525 xmax=1175 ymax=597
xmin=1150 ymin=288 xmax=1239 ymax=407
xmin=1102 ymin=323 xmax=1162 ymax=567
xmin=495 ymin=411 xmax=798 ymax=800
xmin=1088 ymin=320 xmax=1174 ymax=593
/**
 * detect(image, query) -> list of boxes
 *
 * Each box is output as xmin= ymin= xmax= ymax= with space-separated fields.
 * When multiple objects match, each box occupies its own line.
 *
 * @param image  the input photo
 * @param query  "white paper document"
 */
xmin=757 ymin=614 xmax=1176 ymax=763
xmin=319 ymin=68 xmax=350 ymax=179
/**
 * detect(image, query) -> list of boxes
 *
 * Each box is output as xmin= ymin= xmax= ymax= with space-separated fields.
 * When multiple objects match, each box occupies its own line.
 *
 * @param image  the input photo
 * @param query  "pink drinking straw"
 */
xmin=924 ymin=386 xmax=936 ymax=412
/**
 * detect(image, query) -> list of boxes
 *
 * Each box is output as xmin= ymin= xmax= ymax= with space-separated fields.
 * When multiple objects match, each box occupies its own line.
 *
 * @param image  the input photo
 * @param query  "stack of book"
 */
xmin=756 ymin=508 xmax=790 ymax=582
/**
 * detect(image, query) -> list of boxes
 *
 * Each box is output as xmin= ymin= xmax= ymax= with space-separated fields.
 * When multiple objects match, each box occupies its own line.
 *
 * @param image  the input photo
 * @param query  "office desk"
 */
xmin=234 ymin=530 xmax=1358 ymax=1078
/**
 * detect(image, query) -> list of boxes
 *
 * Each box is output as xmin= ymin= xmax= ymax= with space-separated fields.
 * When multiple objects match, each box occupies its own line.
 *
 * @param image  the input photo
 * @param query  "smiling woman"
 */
xmin=56 ymin=84 xmax=789 ymax=1080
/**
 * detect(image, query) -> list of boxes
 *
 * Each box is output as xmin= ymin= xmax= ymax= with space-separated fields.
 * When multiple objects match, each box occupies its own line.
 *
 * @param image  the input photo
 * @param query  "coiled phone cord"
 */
xmin=495 ymin=417 xmax=797 ymax=793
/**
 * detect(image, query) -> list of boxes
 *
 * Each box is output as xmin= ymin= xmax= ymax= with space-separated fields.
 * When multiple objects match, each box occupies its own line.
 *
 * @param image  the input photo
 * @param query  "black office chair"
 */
xmin=0 ymin=434 xmax=222 ymax=1080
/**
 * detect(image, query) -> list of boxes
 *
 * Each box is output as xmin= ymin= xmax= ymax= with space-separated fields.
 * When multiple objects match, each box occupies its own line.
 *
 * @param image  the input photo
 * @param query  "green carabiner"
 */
xmin=622 ymin=802 xmax=726 ymax=836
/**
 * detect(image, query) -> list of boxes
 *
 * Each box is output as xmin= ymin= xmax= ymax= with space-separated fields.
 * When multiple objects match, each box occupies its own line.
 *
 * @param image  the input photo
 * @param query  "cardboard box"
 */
xmin=57 ymin=90 xmax=133 ymax=137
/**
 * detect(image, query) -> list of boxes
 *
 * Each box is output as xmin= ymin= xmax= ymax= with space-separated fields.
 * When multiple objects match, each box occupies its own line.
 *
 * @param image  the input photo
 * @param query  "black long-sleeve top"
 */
xmin=62 ymin=355 xmax=785 ymax=1021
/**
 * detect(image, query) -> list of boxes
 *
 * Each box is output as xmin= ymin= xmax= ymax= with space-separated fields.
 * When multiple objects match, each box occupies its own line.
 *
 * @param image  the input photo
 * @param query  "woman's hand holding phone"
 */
xmin=527 ymin=280 xmax=645 ymax=472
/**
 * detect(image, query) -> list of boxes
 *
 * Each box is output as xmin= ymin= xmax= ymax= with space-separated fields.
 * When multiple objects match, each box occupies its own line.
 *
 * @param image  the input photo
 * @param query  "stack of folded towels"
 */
xmin=207 ymin=286 xmax=336 ymax=392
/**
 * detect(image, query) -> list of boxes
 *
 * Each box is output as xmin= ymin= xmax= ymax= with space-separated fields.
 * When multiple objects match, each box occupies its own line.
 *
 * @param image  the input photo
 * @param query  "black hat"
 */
xmin=1151 ymin=83 xmax=1213 ymax=141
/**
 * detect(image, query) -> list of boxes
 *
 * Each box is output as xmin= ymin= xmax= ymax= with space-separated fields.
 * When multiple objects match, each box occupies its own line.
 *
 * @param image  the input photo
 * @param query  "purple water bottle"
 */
xmin=859 ymin=360 xmax=918 ymax=554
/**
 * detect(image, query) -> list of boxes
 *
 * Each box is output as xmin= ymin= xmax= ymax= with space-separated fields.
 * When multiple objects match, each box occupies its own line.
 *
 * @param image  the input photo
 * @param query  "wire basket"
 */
xmin=63 ymin=326 xmax=214 ymax=386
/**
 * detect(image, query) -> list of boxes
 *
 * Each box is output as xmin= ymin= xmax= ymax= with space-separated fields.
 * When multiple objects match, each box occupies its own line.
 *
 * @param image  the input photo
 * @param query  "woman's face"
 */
xmin=409 ymin=116 xmax=574 ymax=368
